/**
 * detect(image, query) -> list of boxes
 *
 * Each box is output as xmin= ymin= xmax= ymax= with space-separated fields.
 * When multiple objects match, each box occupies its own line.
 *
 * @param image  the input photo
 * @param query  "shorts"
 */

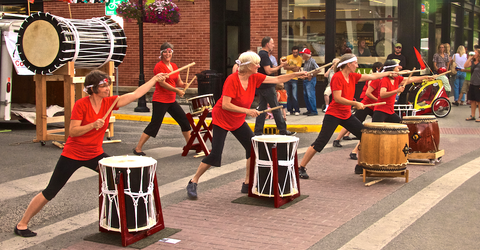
xmin=461 ymin=80 xmax=471 ymax=94
xmin=324 ymin=86 xmax=331 ymax=96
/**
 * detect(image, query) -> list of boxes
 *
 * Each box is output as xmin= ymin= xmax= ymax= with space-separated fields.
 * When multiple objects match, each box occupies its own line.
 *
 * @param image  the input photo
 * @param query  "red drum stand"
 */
xmin=98 ymin=173 xmax=165 ymax=247
xmin=182 ymin=108 xmax=213 ymax=156
xmin=248 ymin=145 xmax=301 ymax=208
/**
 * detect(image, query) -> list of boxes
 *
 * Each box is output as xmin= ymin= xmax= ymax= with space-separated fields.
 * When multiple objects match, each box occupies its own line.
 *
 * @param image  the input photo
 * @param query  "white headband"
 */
xmin=337 ymin=56 xmax=358 ymax=68
xmin=381 ymin=64 xmax=399 ymax=72
xmin=159 ymin=48 xmax=174 ymax=58
xmin=83 ymin=78 xmax=108 ymax=94
xmin=235 ymin=60 xmax=251 ymax=66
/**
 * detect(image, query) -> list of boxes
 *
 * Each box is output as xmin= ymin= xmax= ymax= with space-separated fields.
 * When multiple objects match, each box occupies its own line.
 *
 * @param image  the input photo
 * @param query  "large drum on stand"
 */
xmin=98 ymin=155 xmax=157 ymax=232
xmin=16 ymin=12 xmax=127 ymax=74
xmin=251 ymin=135 xmax=299 ymax=197
xmin=401 ymin=115 xmax=440 ymax=153
xmin=187 ymin=94 xmax=215 ymax=116
xmin=358 ymin=123 xmax=410 ymax=171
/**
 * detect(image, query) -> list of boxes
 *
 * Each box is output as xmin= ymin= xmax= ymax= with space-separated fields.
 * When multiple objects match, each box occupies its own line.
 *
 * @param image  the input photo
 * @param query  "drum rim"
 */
xmin=401 ymin=115 xmax=436 ymax=120
xmin=187 ymin=93 xmax=214 ymax=101
xmin=363 ymin=122 xmax=408 ymax=129
xmin=99 ymin=155 xmax=157 ymax=168
xmin=252 ymin=134 xmax=299 ymax=143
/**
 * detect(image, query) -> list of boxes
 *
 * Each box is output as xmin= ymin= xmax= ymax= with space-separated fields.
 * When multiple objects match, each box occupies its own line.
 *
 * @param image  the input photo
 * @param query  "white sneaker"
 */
xmin=323 ymin=105 xmax=329 ymax=113
xmin=295 ymin=112 xmax=300 ymax=116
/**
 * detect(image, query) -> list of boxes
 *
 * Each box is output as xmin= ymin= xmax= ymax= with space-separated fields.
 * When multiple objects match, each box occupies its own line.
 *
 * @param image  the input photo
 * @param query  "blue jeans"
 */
xmin=284 ymin=79 xmax=299 ymax=113
xmin=254 ymin=87 xmax=287 ymax=135
xmin=454 ymin=71 xmax=466 ymax=102
xmin=303 ymin=78 xmax=317 ymax=114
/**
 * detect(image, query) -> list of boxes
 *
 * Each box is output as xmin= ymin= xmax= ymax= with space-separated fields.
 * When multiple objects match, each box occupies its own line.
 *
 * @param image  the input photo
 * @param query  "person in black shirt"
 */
xmin=386 ymin=43 xmax=407 ymax=70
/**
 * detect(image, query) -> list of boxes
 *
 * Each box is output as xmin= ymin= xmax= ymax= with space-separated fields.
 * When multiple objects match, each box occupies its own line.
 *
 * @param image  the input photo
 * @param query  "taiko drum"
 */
xmin=401 ymin=115 xmax=440 ymax=153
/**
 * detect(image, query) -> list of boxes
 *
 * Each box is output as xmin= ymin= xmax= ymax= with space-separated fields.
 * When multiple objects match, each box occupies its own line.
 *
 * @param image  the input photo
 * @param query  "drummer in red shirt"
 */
xmin=186 ymin=51 xmax=307 ymax=199
xmin=15 ymin=70 xmax=168 ymax=237
xmin=298 ymin=54 xmax=394 ymax=178
xmin=372 ymin=60 xmax=432 ymax=123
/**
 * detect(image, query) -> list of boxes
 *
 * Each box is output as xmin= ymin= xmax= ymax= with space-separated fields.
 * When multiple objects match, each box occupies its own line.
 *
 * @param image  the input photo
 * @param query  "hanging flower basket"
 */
xmin=116 ymin=0 xmax=180 ymax=24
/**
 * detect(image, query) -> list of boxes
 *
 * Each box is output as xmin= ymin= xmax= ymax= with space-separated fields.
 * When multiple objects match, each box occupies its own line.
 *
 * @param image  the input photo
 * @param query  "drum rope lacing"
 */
xmin=99 ymin=163 xmax=157 ymax=232
xmin=252 ymin=138 xmax=299 ymax=197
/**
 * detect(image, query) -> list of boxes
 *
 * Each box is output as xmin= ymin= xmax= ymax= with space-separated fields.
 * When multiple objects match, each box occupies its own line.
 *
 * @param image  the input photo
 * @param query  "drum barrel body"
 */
xmin=358 ymin=123 xmax=409 ymax=171
xmin=188 ymin=94 xmax=215 ymax=114
xmin=401 ymin=116 xmax=440 ymax=153
xmin=252 ymin=135 xmax=299 ymax=197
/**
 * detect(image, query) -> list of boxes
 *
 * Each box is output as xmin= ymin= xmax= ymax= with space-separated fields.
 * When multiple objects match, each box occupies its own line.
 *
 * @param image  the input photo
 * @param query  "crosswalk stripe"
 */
xmin=0 ymin=142 xmax=354 ymax=249
xmin=338 ymin=157 xmax=480 ymax=250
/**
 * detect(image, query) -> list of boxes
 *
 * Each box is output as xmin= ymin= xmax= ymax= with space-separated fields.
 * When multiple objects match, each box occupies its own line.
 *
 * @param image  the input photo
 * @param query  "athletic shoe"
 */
xmin=354 ymin=165 xmax=363 ymax=174
xmin=295 ymin=112 xmax=300 ymax=116
xmin=307 ymin=113 xmax=318 ymax=116
xmin=186 ymin=180 xmax=197 ymax=199
xmin=241 ymin=182 xmax=249 ymax=193
xmin=333 ymin=140 xmax=342 ymax=147
xmin=349 ymin=152 xmax=358 ymax=160
xmin=280 ymin=130 xmax=297 ymax=136
xmin=299 ymin=166 xmax=309 ymax=179
xmin=303 ymin=111 xmax=311 ymax=115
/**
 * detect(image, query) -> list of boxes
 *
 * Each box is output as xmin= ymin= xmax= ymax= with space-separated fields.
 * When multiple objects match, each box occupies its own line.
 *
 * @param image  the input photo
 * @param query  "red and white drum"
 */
xmin=251 ymin=135 xmax=299 ymax=197
xmin=187 ymin=94 xmax=215 ymax=115
xmin=98 ymin=155 xmax=157 ymax=232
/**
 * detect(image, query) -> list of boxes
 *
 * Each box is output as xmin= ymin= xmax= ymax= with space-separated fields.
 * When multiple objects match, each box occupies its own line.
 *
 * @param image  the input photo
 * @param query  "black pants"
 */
xmin=202 ymin=123 xmax=253 ymax=167
xmin=354 ymin=107 xmax=374 ymax=122
xmin=43 ymin=153 xmax=109 ymax=201
xmin=143 ymin=101 xmax=191 ymax=138
xmin=372 ymin=110 xmax=401 ymax=123
xmin=311 ymin=114 xmax=363 ymax=152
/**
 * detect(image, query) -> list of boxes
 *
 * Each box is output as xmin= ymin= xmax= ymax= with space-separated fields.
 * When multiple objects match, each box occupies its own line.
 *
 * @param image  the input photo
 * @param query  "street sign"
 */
xmin=105 ymin=0 xmax=127 ymax=16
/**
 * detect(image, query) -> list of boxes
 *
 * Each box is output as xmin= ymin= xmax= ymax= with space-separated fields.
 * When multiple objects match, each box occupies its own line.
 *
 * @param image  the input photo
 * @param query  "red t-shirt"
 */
xmin=212 ymin=72 xmax=266 ymax=131
xmin=360 ymin=81 xmax=368 ymax=100
xmin=326 ymin=71 xmax=362 ymax=119
xmin=62 ymin=96 xmax=119 ymax=160
xmin=375 ymin=76 xmax=404 ymax=114
xmin=361 ymin=79 xmax=382 ymax=106
xmin=152 ymin=61 xmax=179 ymax=103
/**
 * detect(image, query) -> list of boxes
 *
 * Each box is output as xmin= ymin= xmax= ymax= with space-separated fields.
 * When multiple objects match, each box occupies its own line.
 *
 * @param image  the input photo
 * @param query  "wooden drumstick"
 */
xmin=184 ymin=75 xmax=197 ymax=92
xmin=258 ymin=106 xmax=283 ymax=114
xmin=307 ymin=62 xmax=333 ymax=74
xmin=362 ymin=102 xmax=386 ymax=108
xmin=185 ymin=66 xmax=190 ymax=83
xmin=102 ymin=96 xmax=120 ymax=121
xmin=433 ymin=70 xmax=451 ymax=79
xmin=167 ymin=62 xmax=196 ymax=77
xmin=405 ymin=67 xmax=416 ymax=85
xmin=398 ymin=69 xmax=422 ymax=75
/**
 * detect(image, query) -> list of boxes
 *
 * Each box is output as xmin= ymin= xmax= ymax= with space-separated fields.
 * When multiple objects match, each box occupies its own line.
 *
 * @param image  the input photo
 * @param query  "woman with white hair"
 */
xmin=186 ymin=51 xmax=307 ymax=199
xmin=298 ymin=54 xmax=394 ymax=178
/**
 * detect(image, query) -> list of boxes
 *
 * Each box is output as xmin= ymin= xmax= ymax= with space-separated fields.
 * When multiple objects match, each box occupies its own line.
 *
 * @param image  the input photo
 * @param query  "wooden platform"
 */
xmin=363 ymin=169 xmax=409 ymax=183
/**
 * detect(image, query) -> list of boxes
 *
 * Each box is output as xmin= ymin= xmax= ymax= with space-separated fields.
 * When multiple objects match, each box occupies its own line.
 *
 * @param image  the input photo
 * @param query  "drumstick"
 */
xmin=307 ymin=62 xmax=333 ymax=74
xmin=398 ymin=69 xmax=422 ymax=75
xmin=363 ymin=102 xmax=386 ymax=108
xmin=102 ymin=96 xmax=120 ymax=121
xmin=183 ymin=75 xmax=197 ymax=92
xmin=167 ymin=62 xmax=196 ymax=77
xmin=185 ymin=66 xmax=190 ymax=83
xmin=258 ymin=106 xmax=283 ymax=114
xmin=405 ymin=67 xmax=416 ymax=84
xmin=433 ymin=70 xmax=451 ymax=79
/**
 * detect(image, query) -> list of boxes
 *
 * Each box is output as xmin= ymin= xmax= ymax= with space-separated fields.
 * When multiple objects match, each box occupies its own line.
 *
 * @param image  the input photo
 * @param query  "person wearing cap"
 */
xmin=387 ymin=43 xmax=407 ymax=70
xmin=254 ymin=36 xmax=296 ymax=136
xmin=186 ymin=51 xmax=308 ymax=199
xmin=372 ymin=59 xmax=433 ymax=123
xmin=283 ymin=46 xmax=303 ymax=115
xmin=133 ymin=42 xmax=192 ymax=156
xmin=300 ymin=48 xmax=320 ymax=116
xmin=298 ymin=54 xmax=394 ymax=178
xmin=14 ymin=70 xmax=168 ymax=237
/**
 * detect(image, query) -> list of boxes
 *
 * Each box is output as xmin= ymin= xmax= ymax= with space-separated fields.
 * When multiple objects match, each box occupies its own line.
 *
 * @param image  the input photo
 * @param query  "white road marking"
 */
xmin=0 ymin=142 xmax=354 ymax=249
xmin=339 ymin=157 xmax=480 ymax=250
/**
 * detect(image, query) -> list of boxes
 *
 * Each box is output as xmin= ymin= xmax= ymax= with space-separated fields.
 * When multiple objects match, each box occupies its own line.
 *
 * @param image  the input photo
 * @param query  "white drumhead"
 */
xmin=252 ymin=134 xmax=299 ymax=143
xmin=187 ymin=93 xmax=214 ymax=101
xmin=22 ymin=20 xmax=59 ymax=68
xmin=99 ymin=155 xmax=157 ymax=168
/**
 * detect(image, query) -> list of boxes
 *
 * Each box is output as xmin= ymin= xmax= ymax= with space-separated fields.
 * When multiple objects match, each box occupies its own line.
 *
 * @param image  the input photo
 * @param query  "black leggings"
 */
xmin=372 ymin=110 xmax=401 ymax=123
xmin=354 ymin=107 xmax=374 ymax=122
xmin=311 ymin=114 xmax=363 ymax=152
xmin=202 ymin=123 xmax=254 ymax=167
xmin=42 ymin=153 xmax=109 ymax=201
xmin=143 ymin=101 xmax=191 ymax=138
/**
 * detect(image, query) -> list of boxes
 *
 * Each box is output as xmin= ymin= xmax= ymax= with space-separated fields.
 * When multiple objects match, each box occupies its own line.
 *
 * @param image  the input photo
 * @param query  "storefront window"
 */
xmin=281 ymin=0 xmax=325 ymax=19
xmin=475 ymin=13 xmax=479 ymax=30
xmin=421 ymin=21 xmax=429 ymax=62
xmin=474 ymin=32 xmax=479 ymax=47
xmin=421 ymin=1 xmax=430 ymax=20
xmin=464 ymin=30 xmax=469 ymax=48
xmin=335 ymin=0 xmax=398 ymax=18
xmin=464 ymin=11 xmax=471 ymax=28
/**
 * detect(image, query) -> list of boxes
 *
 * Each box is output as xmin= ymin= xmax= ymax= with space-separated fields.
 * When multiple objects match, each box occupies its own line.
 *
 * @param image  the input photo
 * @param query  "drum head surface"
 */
xmin=22 ymin=20 xmax=59 ymax=68
xmin=187 ymin=93 xmax=214 ymax=101
xmin=363 ymin=122 xmax=408 ymax=130
xmin=252 ymin=134 xmax=299 ymax=143
xmin=99 ymin=155 xmax=157 ymax=168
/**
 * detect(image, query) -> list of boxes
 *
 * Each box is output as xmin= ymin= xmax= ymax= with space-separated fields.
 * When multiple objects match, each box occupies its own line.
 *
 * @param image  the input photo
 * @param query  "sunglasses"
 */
xmin=395 ymin=47 xmax=402 ymax=49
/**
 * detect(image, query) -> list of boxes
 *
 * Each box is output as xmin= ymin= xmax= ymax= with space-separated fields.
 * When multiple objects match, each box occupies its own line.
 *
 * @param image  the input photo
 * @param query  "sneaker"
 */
xmin=303 ymin=111 xmax=311 ymax=115
xmin=241 ymin=182 xmax=249 ymax=193
xmin=286 ymin=112 xmax=290 ymax=116
xmin=453 ymin=101 xmax=459 ymax=106
xmin=349 ymin=152 xmax=358 ymax=160
xmin=299 ymin=166 xmax=309 ymax=179
xmin=343 ymin=136 xmax=352 ymax=140
xmin=354 ymin=164 xmax=363 ymax=174
xmin=186 ymin=180 xmax=197 ymax=199
xmin=333 ymin=140 xmax=342 ymax=147
xmin=133 ymin=149 xmax=146 ymax=156
xmin=280 ymin=130 xmax=297 ymax=136
xmin=307 ymin=113 xmax=318 ymax=116
xmin=295 ymin=112 xmax=300 ymax=116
